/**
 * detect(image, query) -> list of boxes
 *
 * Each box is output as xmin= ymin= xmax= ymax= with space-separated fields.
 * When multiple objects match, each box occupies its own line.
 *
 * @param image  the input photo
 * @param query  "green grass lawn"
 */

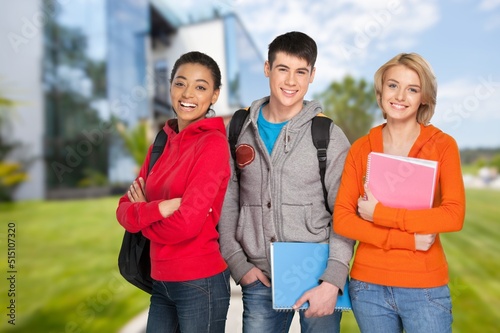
xmin=0 ymin=196 xmax=149 ymax=333
xmin=0 ymin=189 xmax=499 ymax=332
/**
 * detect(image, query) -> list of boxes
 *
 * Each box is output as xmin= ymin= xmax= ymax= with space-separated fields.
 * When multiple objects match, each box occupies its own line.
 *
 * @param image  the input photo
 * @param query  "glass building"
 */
xmin=1 ymin=0 xmax=267 ymax=200
xmin=43 ymin=0 xmax=111 ymax=191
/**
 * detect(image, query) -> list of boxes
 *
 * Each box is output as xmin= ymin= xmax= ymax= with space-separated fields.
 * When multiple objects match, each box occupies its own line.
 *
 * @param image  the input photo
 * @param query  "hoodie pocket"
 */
xmin=235 ymin=205 xmax=267 ymax=260
xmin=281 ymin=203 xmax=328 ymax=241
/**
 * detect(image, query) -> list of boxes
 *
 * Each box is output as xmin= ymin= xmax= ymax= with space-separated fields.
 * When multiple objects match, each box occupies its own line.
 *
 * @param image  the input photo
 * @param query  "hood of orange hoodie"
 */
xmin=411 ymin=124 xmax=443 ymax=155
xmin=368 ymin=123 xmax=443 ymax=156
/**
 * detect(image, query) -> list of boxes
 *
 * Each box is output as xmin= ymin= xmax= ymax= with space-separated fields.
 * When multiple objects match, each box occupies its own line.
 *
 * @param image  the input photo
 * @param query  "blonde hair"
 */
xmin=374 ymin=53 xmax=437 ymax=125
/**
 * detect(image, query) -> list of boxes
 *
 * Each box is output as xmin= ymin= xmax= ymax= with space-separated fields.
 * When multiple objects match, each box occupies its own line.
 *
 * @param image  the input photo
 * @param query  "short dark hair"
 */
xmin=268 ymin=31 xmax=317 ymax=68
xmin=170 ymin=51 xmax=222 ymax=89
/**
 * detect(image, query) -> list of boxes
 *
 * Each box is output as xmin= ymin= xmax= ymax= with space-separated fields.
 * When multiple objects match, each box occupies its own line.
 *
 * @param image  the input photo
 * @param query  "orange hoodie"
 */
xmin=334 ymin=123 xmax=465 ymax=288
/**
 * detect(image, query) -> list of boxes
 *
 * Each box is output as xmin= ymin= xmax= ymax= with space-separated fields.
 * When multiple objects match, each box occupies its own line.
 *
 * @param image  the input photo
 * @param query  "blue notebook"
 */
xmin=270 ymin=242 xmax=352 ymax=311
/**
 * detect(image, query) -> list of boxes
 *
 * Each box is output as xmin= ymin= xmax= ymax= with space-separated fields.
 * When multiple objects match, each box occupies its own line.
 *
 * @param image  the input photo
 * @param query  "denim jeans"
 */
xmin=349 ymin=279 xmax=452 ymax=333
xmin=241 ymin=280 xmax=342 ymax=333
xmin=146 ymin=269 xmax=231 ymax=333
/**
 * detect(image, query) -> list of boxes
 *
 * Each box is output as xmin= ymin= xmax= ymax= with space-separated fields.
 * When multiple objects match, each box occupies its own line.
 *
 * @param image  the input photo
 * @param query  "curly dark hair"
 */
xmin=169 ymin=51 xmax=222 ymax=89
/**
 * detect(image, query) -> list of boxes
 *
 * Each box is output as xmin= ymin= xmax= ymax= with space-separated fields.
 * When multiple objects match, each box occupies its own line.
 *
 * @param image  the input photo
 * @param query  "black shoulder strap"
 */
xmin=228 ymin=108 xmax=250 ymax=179
xmin=228 ymin=108 xmax=250 ymax=161
xmin=312 ymin=115 xmax=333 ymax=214
xmin=148 ymin=130 xmax=168 ymax=172
xmin=228 ymin=109 xmax=333 ymax=214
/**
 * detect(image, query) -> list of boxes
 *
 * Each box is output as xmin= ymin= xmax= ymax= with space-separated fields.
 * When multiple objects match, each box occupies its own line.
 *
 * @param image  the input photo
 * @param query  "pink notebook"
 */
xmin=366 ymin=152 xmax=438 ymax=209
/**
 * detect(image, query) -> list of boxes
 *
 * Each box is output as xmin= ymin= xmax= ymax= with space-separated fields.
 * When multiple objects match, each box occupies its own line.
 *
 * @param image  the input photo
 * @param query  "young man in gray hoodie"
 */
xmin=219 ymin=31 xmax=354 ymax=333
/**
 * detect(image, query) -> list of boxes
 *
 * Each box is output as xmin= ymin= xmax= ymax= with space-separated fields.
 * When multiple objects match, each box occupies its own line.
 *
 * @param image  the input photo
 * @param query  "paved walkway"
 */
xmin=119 ymin=280 xmax=300 ymax=333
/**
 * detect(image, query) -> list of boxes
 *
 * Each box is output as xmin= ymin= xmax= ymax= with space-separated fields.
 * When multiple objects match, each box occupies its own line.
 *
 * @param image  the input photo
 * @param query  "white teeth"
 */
xmin=283 ymin=89 xmax=295 ymax=94
xmin=391 ymin=103 xmax=406 ymax=109
xmin=181 ymin=102 xmax=196 ymax=108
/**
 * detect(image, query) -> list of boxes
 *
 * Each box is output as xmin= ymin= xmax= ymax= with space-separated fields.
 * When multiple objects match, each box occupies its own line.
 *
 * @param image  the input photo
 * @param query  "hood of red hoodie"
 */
xmin=163 ymin=117 xmax=227 ymax=142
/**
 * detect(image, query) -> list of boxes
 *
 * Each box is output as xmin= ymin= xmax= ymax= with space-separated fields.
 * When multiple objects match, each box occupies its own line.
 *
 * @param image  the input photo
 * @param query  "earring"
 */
xmin=206 ymin=107 xmax=215 ymax=118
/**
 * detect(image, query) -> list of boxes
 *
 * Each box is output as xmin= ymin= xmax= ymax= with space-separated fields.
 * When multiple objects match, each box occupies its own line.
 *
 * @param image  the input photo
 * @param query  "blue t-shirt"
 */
xmin=257 ymin=105 xmax=288 ymax=154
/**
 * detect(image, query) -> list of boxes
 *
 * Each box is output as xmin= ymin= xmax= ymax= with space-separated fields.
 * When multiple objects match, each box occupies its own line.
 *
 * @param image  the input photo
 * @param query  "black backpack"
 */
xmin=228 ymin=108 xmax=333 ymax=214
xmin=118 ymin=130 xmax=167 ymax=294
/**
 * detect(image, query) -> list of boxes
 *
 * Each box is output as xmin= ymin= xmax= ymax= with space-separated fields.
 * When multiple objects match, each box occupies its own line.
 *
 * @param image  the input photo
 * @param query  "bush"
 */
xmin=0 ymin=161 xmax=29 ymax=202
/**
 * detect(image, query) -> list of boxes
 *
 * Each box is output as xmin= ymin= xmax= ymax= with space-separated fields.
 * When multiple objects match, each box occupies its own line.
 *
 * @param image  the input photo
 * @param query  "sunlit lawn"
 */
xmin=0 ymin=196 xmax=149 ymax=333
xmin=341 ymin=188 xmax=500 ymax=333
xmin=0 ymin=189 xmax=499 ymax=332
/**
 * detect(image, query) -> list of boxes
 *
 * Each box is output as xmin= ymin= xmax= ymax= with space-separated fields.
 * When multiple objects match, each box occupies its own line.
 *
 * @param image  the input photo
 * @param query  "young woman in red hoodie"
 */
xmin=116 ymin=51 xmax=231 ymax=332
xmin=334 ymin=53 xmax=465 ymax=333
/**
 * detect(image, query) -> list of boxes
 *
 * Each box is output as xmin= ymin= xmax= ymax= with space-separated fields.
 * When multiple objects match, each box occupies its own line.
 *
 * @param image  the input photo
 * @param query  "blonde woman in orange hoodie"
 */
xmin=334 ymin=53 xmax=465 ymax=333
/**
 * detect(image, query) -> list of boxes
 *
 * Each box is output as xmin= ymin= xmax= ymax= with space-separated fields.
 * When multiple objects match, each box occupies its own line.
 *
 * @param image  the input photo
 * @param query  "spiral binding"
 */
xmin=363 ymin=152 xmax=373 ymax=200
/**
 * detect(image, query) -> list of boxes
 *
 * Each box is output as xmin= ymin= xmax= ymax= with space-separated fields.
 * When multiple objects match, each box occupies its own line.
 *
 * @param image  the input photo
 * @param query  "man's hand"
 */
xmin=240 ymin=267 xmax=271 ymax=287
xmin=293 ymin=281 xmax=339 ymax=318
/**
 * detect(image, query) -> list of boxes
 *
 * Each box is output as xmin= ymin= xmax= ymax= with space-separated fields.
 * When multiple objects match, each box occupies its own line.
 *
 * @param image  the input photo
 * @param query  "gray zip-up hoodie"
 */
xmin=219 ymin=97 xmax=355 ymax=292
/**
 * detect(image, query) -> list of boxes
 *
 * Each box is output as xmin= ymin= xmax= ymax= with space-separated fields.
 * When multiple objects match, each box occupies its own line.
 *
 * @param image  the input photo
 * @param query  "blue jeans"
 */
xmin=349 ymin=279 xmax=452 ymax=333
xmin=146 ymin=269 xmax=231 ymax=333
xmin=241 ymin=280 xmax=342 ymax=333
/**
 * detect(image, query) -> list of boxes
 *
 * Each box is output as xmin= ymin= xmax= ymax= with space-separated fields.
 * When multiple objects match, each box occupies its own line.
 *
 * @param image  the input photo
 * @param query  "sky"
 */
xmin=180 ymin=0 xmax=500 ymax=149
xmin=3 ymin=0 xmax=498 ymax=149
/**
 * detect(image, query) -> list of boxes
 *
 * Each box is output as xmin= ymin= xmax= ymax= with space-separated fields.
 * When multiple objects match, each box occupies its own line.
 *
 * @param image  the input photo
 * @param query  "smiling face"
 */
xmin=170 ymin=63 xmax=220 ymax=131
xmin=264 ymin=51 xmax=315 ymax=115
xmin=379 ymin=65 xmax=423 ymax=124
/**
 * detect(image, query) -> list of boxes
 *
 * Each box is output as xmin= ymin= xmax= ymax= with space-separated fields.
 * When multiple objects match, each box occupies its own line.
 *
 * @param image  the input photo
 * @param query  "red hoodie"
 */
xmin=334 ymin=123 xmax=465 ymax=288
xmin=116 ymin=117 xmax=230 ymax=281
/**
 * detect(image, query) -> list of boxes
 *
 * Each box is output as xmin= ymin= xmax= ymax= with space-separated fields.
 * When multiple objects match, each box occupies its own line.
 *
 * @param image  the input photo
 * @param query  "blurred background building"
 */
xmin=0 ymin=0 xmax=267 ymax=200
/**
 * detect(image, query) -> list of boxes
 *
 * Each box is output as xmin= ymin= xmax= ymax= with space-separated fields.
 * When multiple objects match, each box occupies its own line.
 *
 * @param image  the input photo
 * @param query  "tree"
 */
xmin=315 ymin=75 xmax=379 ymax=144
xmin=490 ymin=154 xmax=500 ymax=172
xmin=116 ymin=119 xmax=153 ymax=173
xmin=0 ymin=95 xmax=17 ymax=159
xmin=0 ymin=93 xmax=29 ymax=201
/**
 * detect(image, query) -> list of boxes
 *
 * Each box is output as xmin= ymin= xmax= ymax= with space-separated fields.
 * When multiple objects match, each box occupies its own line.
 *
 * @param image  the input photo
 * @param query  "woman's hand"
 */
xmin=127 ymin=177 xmax=181 ymax=218
xmin=415 ymin=233 xmax=436 ymax=251
xmin=357 ymin=185 xmax=378 ymax=222
xmin=158 ymin=198 xmax=182 ymax=218
xmin=127 ymin=177 xmax=146 ymax=202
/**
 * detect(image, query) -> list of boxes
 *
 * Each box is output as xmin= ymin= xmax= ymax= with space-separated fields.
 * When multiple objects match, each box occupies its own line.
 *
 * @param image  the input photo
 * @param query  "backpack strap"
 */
xmin=312 ymin=114 xmax=333 ymax=214
xmin=228 ymin=108 xmax=333 ymax=215
xmin=148 ymin=130 xmax=168 ymax=172
xmin=119 ymin=128 xmax=167 ymax=295
xmin=228 ymin=108 xmax=250 ymax=180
